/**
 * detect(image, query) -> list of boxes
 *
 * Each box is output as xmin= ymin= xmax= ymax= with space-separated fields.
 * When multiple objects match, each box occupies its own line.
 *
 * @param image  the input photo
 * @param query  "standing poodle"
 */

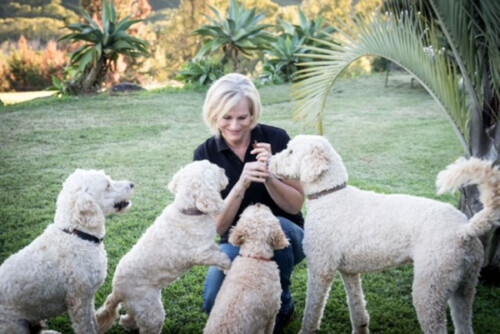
xmin=96 ymin=160 xmax=232 ymax=334
xmin=269 ymin=135 xmax=500 ymax=334
xmin=0 ymin=169 xmax=134 ymax=334
xmin=204 ymin=204 xmax=290 ymax=334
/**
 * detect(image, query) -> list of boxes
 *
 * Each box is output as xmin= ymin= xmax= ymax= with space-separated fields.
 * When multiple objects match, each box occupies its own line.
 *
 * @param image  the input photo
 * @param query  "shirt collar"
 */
xmin=215 ymin=124 xmax=263 ymax=152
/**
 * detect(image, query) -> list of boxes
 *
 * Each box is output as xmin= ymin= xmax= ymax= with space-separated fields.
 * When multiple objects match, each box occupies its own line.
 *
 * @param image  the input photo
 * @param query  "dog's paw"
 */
xmin=219 ymin=255 xmax=232 ymax=274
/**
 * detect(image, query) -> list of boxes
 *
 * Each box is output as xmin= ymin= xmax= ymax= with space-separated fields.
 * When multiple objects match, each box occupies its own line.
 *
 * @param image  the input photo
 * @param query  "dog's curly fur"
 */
xmin=0 ymin=169 xmax=134 ymax=334
xmin=269 ymin=135 xmax=500 ymax=334
xmin=204 ymin=204 xmax=290 ymax=334
xmin=96 ymin=160 xmax=232 ymax=334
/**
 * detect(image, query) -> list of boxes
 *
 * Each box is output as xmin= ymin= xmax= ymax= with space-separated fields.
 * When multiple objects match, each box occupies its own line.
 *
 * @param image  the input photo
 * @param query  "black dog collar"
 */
xmin=63 ymin=228 xmax=104 ymax=244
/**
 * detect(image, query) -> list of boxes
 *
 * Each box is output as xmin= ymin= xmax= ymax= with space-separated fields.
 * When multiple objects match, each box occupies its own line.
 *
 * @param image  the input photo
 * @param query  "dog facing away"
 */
xmin=269 ymin=135 xmax=500 ymax=334
xmin=96 ymin=160 xmax=232 ymax=334
xmin=204 ymin=204 xmax=290 ymax=334
xmin=0 ymin=169 xmax=134 ymax=334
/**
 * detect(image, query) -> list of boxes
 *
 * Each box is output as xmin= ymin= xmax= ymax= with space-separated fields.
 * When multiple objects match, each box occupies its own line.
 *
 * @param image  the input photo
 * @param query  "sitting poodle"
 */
xmin=96 ymin=160 xmax=232 ymax=334
xmin=269 ymin=135 xmax=500 ymax=334
xmin=0 ymin=169 xmax=134 ymax=334
xmin=204 ymin=203 xmax=290 ymax=334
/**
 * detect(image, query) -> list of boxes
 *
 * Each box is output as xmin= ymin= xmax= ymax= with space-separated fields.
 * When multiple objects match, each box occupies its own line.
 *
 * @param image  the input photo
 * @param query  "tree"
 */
xmin=292 ymin=0 xmax=500 ymax=282
xmin=59 ymin=0 xmax=149 ymax=94
xmin=193 ymin=0 xmax=275 ymax=72
xmin=0 ymin=0 xmax=79 ymax=42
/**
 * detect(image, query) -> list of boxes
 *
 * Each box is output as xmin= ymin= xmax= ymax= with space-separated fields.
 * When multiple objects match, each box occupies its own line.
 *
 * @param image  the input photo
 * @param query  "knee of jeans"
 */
xmin=203 ymin=265 xmax=226 ymax=314
xmin=277 ymin=217 xmax=305 ymax=264
xmin=203 ymin=282 xmax=219 ymax=314
xmin=203 ymin=296 xmax=214 ymax=314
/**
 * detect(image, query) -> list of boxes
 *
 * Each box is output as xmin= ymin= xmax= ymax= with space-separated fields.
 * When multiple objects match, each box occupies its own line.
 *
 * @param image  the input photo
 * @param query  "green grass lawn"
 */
xmin=1 ymin=73 xmax=499 ymax=333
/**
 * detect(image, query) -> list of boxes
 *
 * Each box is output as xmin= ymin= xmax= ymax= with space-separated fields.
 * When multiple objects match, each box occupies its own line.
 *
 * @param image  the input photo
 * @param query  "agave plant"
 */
xmin=261 ymin=9 xmax=336 ymax=84
xmin=279 ymin=9 xmax=335 ymax=48
xmin=59 ymin=0 xmax=149 ymax=94
xmin=293 ymin=0 xmax=500 ymax=277
xmin=261 ymin=34 xmax=305 ymax=84
xmin=177 ymin=58 xmax=228 ymax=86
xmin=194 ymin=0 xmax=275 ymax=72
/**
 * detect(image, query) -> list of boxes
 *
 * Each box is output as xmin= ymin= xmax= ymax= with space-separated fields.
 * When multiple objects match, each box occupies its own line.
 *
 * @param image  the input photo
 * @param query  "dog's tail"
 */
xmin=96 ymin=291 xmax=121 ymax=334
xmin=436 ymin=157 xmax=500 ymax=238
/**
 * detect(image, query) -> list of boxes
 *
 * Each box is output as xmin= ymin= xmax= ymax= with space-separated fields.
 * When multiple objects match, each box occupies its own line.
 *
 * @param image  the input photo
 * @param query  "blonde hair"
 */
xmin=202 ymin=73 xmax=262 ymax=136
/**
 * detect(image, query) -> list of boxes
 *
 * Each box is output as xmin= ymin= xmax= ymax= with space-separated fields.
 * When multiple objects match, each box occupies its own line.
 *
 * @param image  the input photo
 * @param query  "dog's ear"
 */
xmin=74 ymin=190 xmax=105 ymax=230
xmin=270 ymin=226 xmax=290 ymax=250
xmin=228 ymin=225 xmax=245 ymax=246
xmin=194 ymin=181 xmax=225 ymax=214
xmin=300 ymin=145 xmax=329 ymax=183
xmin=168 ymin=172 xmax=179 ymax=194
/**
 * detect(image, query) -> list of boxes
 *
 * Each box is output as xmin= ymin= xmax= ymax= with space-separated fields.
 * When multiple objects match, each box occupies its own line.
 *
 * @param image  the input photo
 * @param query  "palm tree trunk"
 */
xmin=81 ymin=58 xmax=106 ymax=94
xmin=461 ymin=92 xmax=500 ymax=286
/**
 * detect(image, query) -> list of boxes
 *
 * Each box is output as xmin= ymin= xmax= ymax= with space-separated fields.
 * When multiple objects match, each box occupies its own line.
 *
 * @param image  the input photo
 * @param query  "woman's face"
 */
xmin=218 ymin=98 xmax=253 ymax=146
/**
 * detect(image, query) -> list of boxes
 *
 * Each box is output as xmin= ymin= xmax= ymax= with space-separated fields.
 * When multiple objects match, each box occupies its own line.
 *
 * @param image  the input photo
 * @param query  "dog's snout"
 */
xmin=130 ymin=183 xmax=135 ymax=189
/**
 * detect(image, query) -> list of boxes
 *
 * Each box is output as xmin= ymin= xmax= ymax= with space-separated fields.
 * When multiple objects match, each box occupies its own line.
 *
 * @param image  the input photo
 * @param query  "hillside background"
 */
xmin=0 ymin=0 xmax=304 ymax=41
xmin=0 ymin=0 xmax=379 ymax=92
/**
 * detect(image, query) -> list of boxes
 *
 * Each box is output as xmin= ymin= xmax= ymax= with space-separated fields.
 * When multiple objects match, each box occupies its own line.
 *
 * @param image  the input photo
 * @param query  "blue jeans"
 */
xmin=203 ymin=216 xmax=305 ymax=316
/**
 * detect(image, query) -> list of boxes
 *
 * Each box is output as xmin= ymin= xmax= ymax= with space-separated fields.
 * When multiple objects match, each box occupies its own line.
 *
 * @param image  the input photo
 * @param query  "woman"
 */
xmin=193 ymin=73 xmax=305 ymax=333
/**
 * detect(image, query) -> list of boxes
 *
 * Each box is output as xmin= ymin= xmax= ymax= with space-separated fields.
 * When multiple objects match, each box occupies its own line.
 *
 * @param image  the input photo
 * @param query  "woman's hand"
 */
xmin=237 ymin=160 xmax=270 ymax=190
xmin=250 ymin=141 xmax=305 ymax=214
xmin=251 ymin=141 xmax=272 ymax=165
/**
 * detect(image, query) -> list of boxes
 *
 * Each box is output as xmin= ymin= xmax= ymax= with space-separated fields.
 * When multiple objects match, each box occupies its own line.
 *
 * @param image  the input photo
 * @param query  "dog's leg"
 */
xmin=195 ymin=246 xmax=231 ymax=271
xmin=66 ymin=296 xmax=98 ymax=334
xmin=119 ymin=312 xmax=137 ymax=331
xmin=0 ymin=318 xmax=30 ymax=334
xmin=340 ymin=272 xmax=370 ymax=334
xmin=264 ymin=317 xmax=276 ymax=334
xmin=299 ymin=268 xmax=336 ymax=334
xmin=412 ymin=266 xmax=448 ymax=334
xmin=448 ymin=282 xmax=476 ymax=334
xmin=448 ymin=242 xmax=482 ymax=334
xmin=129 ymin=290 xmax=165 ymax=334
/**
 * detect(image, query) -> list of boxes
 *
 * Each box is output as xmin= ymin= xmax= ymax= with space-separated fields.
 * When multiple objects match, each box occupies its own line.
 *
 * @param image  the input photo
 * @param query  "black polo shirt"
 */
xmin=193 ymin=123 xmax=304 ymax=243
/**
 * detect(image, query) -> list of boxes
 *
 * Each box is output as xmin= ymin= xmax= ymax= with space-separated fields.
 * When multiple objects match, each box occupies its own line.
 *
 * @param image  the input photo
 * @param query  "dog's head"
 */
xmin=55 ymin=169 xmax=134 ymax=235
xmin=168 ymin=160 xmax=228 ymax=215
xmin=269 ymin=135 xmax=347 ymax=186
xmin=229 ymin=204 xmax=289 ymax=258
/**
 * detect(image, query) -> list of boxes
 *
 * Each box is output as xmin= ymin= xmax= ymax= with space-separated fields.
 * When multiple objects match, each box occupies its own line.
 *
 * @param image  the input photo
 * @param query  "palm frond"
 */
xmin=292 ymin=7 xmax=470 ymax=154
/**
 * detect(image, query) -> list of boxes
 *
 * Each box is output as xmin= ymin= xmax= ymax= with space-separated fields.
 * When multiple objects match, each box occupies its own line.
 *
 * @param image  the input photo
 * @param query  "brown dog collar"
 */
xmin=307 ymin=182 xmax=347 ymax=200
xmin=241 ymin=255 xmax=273 ymax=261
xmin=180 ymin=208 xmax=205 ymax=216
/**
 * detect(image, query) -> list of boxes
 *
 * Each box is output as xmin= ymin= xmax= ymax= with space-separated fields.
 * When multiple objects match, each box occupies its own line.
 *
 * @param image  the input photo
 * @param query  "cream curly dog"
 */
xmin=0 ymin=169 xmax=134 ymax=334
xmin=204 ymin=204 xmax=290 ymax=334
xmin=96 ymin=160 xmax=232 ymax=334
xmin=269 ymin=135 xmax=500 ymax=334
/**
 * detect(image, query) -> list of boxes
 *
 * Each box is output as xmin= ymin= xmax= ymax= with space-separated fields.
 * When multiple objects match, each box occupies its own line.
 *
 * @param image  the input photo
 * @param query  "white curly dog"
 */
xmin=0 ymin=169 xmax=134 ymax=334
xmin=269 ymin=135 xmax=500 ymax=334
xmin=204 ymin=203 xmax=290 ymax=334
xmin=96 ymin=160 xmax=232 ymax=334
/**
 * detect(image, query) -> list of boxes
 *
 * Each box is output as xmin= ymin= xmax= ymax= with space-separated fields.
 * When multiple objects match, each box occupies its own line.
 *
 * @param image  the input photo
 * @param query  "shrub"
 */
xmin=260 ymin=34 xmax=304 ymax=84
xmin=177 ymin=58 xmax=228 ymax=86
xmin=59 ymin=0 xmax=150 ymax=94
xmin=1 ymin=36 xmax=68 ymax=92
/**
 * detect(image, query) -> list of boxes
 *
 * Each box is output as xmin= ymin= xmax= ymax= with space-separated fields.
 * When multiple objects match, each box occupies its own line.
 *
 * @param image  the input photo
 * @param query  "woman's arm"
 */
xmin=214 ymin=160 xmax=270 ymax=235
xmin=252 ymin=141 xmax=305 ymax=214
xmin=264 ymin=176 xmax=304 ymax=214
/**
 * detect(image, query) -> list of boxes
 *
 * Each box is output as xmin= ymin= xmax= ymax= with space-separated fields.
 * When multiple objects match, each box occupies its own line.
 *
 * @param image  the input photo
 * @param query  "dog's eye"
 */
xmin=106 ymin=182 xmax=111 ymax=189
xmin=288 ymin=150 xmax=293 ymax=155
